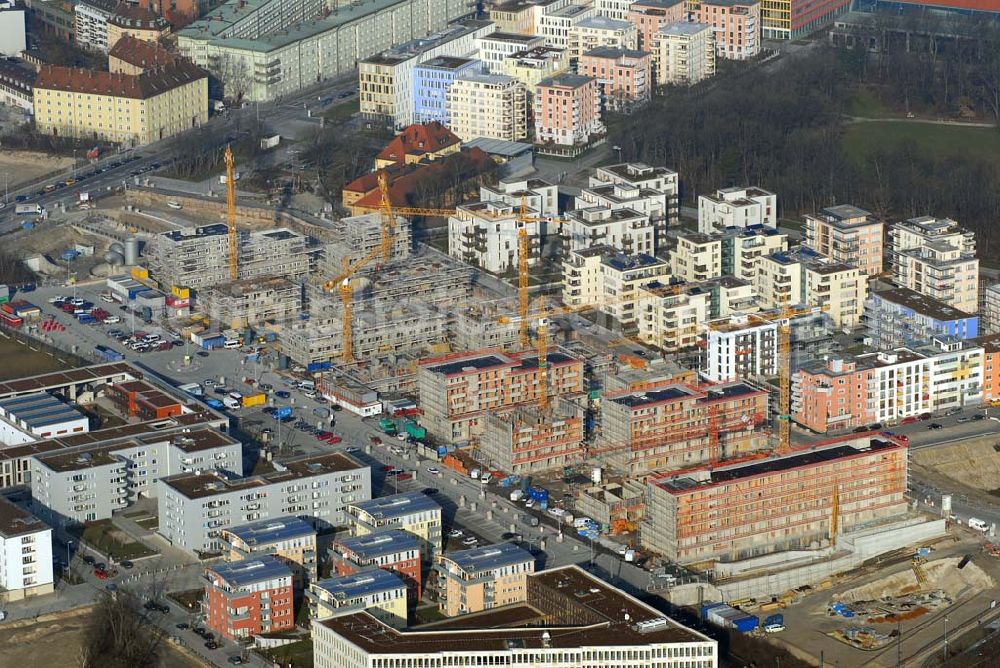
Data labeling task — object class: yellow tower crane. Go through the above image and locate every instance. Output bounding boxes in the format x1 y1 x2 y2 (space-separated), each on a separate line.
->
224 145 238 281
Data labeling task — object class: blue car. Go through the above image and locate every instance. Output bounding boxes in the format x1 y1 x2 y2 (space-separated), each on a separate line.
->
276 390 291 399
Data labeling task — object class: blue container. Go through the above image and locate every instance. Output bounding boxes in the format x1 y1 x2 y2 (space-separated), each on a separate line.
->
21 222 33 230
307 361 333 373
273 407 293 420
529 487 549 502
731 615 759 633
437 445 449 457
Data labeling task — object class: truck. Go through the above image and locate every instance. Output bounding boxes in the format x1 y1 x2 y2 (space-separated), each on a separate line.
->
15 203 41 216
510 489 524 502
378 417 397 435
403 421 426 440
242 392 266 408
94 345 125 362
702 603 759 633
178 382 203 397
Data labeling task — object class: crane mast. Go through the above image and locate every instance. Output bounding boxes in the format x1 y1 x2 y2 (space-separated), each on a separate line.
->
224 145 238 281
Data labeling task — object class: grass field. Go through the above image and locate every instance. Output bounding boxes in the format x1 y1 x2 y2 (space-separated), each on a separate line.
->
74 520 156 561
843 121 1000 165
0 333 77 381
321 99 359 123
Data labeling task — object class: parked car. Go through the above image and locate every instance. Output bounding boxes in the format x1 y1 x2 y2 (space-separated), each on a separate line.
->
928 423 944 430
276 390 291 399
448 529 463 538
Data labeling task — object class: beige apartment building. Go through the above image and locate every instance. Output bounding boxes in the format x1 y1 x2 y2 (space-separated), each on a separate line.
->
637 283 711 351
671 232 722 283
696 0 761 60
501 46 570 89
435 542 535 617
33 62 207 145
890 216 979 313
652 21 715 86
755 247 867 327
567 16 638 60
804 204 884 277
106 5 170 51
446 72 529 142
562 246 671 330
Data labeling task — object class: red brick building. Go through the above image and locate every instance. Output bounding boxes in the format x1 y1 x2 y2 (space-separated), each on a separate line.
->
107 380 184 419
204 556 294 641
329 529 423 600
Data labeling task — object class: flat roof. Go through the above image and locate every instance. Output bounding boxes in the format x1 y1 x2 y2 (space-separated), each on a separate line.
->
0 392 84 429
658 20 712 36
162 452 363 499
348 491 440 520
209 555 292 588
602 252 666 272
334 529 421 560
318 565 709 653
609 384 699 407
223 516 315 547
313 568 405 600
0 362 135 399
538 73 594 89
873 286 975 321
441 542 533 575
423 352 513 376
480 31 543 44
463 137 533 157
0 497 47 539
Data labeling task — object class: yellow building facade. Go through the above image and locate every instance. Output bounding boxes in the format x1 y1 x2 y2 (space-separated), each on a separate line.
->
33 63 208 146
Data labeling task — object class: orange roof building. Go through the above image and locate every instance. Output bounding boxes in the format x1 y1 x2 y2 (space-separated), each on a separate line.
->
109 35 182 74
374 122 462 169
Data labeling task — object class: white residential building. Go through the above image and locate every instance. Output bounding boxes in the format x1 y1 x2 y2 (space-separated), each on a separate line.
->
475 31 545 72
446 72 528 141
0 0 26 56
670 232 723 283
754 247 867 328
703 316 778 381
449 200 541 274
561 246 671 324
481 177 560 217
567 16 638 60
537 3 596 48
651 21 715 86
0 497 53 602
595 0 635 20
73 0 115 53
589 162 679 247
637 284 711 351
697 186 777 234
565 206 655 255
889 216 979 314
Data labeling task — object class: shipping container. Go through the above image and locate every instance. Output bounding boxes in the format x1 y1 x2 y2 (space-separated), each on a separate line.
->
15 203 41 215
94 345 125 362
0 311 23 329
242 392 266 408
131 266 150 280
403 421 426 440
703 603 759 633
307 361 332 373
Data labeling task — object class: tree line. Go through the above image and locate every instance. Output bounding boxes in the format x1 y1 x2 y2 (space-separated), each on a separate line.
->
609 43 1000 257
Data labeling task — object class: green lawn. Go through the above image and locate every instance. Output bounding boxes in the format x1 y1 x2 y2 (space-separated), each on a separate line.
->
843 121 1000 165
848 87 896 119
322 99 359 123
260 639 313 668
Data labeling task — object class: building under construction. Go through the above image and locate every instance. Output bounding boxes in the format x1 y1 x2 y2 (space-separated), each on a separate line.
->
479 397 585 474
201 277 302 329
320 213 412 276
641 434 909 565
278 302 450 368
597 381 769 476
417 349 585 442
146 225 315 289
451 301 521 352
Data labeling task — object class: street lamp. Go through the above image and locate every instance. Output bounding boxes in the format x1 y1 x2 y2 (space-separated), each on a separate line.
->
65 540 73 573
943 615 949 662
612 145 623 162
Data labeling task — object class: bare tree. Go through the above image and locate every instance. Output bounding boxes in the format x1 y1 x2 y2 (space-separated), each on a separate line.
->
211 53 254 106
79 587 164 668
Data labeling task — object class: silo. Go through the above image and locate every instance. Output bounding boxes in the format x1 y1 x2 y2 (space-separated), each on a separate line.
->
124 237 140 265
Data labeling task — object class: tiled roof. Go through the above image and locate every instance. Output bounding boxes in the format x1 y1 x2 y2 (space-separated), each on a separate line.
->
349 148 493 210
376 122 461 166
109 35 180 70
34 60 206 99
109 3 170 29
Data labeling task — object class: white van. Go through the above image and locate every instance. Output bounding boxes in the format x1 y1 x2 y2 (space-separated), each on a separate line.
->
223 339 241 349
480 472 492 485
968 518 989 532
298 380 316 391
167 201 182 210
222 396 241 410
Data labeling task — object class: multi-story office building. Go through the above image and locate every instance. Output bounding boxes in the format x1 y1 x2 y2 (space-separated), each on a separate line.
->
628 0 686 53
412 56 482 125
703 316 778 382
698 186 776 234
446 72 529 141
696 0 761 60
804 204 884 277
537 3 596 48
219 516 318 587
865 287 979 350
793 337 985 432
642 434 908 564
567 15 638 60
576 46 651 111
755 246 867 328
330 529 423 598
345 491 443 558
534 73 604 147
651 21 715 86
599 381 769 475
157 453 371 553
204 557 295 640
146 225 314 290
476 30 545 71
308 568 408 627
33 60 207 146
0 497 53 601
565 206 654 255
889 216 979 313
359 21 494 129
417 349 585 441
435 542 535 616
312 565 718 668
761 0 849 40
448 200 541 274
501 45 570 89
636 283 711 351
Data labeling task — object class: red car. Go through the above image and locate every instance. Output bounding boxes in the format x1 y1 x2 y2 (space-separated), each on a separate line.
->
328 436 342 444
315 431 332 441
395 473 413 482
901 416 918 425
94 568 109 579
381 465 394 472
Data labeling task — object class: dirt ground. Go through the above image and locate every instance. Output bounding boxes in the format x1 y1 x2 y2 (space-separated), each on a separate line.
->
0 334 76 380
0 151 72 188
0 607 204 667
912 437 1000 491
837 557 993 602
